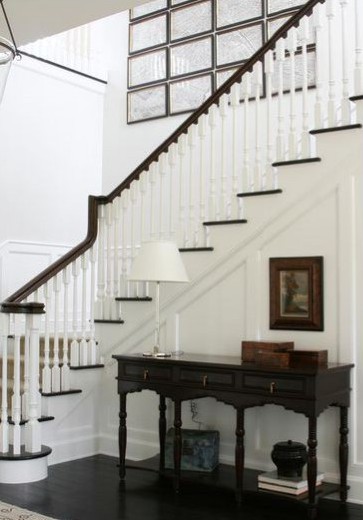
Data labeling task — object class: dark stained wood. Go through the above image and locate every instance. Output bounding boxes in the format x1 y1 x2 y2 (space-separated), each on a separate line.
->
0 455 361 520
203 219 248 226
237 189 283 198
94 319 125 324
115 297 152 301
339 406 349 502
179 247 214 252
159 396 167 472
119 393 127 480
310 124 362 135
113 354 353 519
41 389 82 397
0 302 45 314
272 158 321 167
2 0 326 309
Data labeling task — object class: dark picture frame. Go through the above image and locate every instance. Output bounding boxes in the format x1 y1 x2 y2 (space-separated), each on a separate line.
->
129 13 168 55
127 83 168 124
269 256 324 331
170 0 213 43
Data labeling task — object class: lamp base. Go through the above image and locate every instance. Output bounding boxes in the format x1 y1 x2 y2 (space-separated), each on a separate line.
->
142 351 172 358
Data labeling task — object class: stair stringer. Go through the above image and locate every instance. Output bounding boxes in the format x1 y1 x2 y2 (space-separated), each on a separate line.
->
95 124 363 507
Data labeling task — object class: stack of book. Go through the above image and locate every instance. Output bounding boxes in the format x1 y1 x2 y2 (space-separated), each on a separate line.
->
258 470 324 496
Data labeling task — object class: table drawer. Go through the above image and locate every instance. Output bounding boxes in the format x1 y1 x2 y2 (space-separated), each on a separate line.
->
179 368 235 389
122 362 172 382
242 374 306 396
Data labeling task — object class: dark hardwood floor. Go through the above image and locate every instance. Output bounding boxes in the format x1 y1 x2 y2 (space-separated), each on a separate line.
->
0 455 361 520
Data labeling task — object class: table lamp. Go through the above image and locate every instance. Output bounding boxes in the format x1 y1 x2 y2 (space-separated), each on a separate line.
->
128 240 189 357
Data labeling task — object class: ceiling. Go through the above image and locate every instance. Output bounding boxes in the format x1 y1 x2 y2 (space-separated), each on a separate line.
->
1 0 150 46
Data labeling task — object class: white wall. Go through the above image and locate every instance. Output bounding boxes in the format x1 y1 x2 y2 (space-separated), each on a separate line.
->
0 56 104 247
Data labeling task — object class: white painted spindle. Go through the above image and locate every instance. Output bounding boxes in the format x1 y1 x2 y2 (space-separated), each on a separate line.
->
208 105 217 221
276 39 286 161
11 315 21 454
264 50 274 189
197 115 207 244
96 205 106 316
300 17 311 157
287 27 298 160
0 313 9 452
168 144 177 241
89 245 98 364
327 0 337 126
149 163 157 240
354 0 363 95
105 204 113 319
70 259 80 367
25 313 41 453
21 319 30 419
158 155 167 240
241 72 251 198
253 62 262 190
113 197 121 306
219 94 229 220
188 125 196 245
120 190 129 296
42 281 51 393
340 0 351 125
61 266 71 390
130 182 138 297
51 274 61 392
80 252 89 366
314 4 324 128
178 135 187 246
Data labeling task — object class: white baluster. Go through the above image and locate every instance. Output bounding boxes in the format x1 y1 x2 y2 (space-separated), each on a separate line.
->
265 50 275 189
70 259 80 367
208 105 218 221
21 317 30 419
105 204 113 319
276 39 286 161
354 0 363 95
0 313 10 452
42 281 52 393
187 125 196 245
89 245 98 364
241 72 251 198
327 0 337 126
80 252 89 366
11 315 21 454
25 313 41 453
219 94 229 220
178 135 187 246
113 197 121 309
120 190 129 296
51 274 61 392
139 172 147 243
129 182 138 296
96 205 106 317
168 145 177 241
198 115 207 244
61 266 71 391
300 17 311 157
287 28 298 159
158 155 167 240
340 0 351 125
149 163 157 240
253 62 263 190
314 4 324 128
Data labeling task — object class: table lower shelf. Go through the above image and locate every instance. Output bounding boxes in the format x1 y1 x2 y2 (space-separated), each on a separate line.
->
125 455 340 505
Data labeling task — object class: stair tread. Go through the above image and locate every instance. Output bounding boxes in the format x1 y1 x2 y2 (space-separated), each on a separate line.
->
115 297 152 302
5 415 55 426
94 319 125 324
179 247 214 252
272 158 321 167
41 389 82 397
70 364 104 370
310 124 362 134
203 219 247 226
0 444 52 461
237 189 283 198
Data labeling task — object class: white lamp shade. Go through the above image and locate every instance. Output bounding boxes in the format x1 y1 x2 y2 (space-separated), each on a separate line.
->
128 241 189 283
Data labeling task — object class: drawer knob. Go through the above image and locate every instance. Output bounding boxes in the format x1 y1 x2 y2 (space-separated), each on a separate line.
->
270 381 276 394
202 375 208 388
143 369 149 381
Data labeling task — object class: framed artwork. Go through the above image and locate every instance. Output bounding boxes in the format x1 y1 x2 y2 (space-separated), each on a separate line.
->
267 0 305 17
271 49 316 95
216 22 264 68
130 0 168 21
267 14 315 46
129 13 168 54
170 0 213 42
169 73 213 114
128 84 168 123
128 48 168 88
216 0 263 30
170 35 213 78
269 257 324 331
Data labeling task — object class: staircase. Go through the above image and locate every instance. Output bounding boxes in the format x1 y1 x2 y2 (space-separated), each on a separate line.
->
0 0 362 494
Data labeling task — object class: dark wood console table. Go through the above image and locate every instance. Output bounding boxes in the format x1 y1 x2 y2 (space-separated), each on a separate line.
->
113 353 353 519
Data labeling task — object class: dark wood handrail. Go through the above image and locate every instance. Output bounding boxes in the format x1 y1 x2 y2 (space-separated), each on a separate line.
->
3 0 324 306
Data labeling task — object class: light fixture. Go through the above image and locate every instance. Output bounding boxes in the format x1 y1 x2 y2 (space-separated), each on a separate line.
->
0 0 18 105
129 241 189 357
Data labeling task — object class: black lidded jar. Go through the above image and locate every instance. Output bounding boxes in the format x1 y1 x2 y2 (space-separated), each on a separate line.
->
271 440 307 478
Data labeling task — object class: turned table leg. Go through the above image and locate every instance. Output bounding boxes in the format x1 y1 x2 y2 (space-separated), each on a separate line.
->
119 392 127 480
339 406 349 502
159 396 167 472
173 399 182 493
235 407 245 505
307 416 318 520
